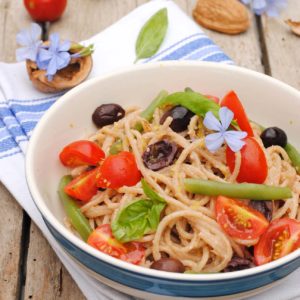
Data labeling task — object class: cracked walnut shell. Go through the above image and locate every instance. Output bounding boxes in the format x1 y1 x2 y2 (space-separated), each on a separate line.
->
193 0 250 35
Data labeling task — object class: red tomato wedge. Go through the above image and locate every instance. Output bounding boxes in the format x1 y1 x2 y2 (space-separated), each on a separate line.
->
88 225 145 264
204 94 220 104
254 218 300 266
97 151 142 189
120 242 146 265
64 167 99 202
216 196 269 240
59 140 105 168
221 90 254 137
226 137 268 184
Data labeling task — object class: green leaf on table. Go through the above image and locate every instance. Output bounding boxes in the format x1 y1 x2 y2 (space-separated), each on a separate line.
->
135 8 168 62
111 180 166 242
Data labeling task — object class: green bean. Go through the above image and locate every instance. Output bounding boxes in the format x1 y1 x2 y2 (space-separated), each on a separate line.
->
135 90 168 131
184 179 292 200
285 143 300 173
58 176 92 241
254 122 300 174
109 139 123 155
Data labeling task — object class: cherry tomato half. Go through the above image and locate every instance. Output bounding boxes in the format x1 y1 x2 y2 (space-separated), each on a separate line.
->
59 140 105 168
216 196 269 240
64 167 99 202
87 225 145 264
24 0 67 22
226 137 268 184
254 218 300 265
97 151 142 189
221 90 254 137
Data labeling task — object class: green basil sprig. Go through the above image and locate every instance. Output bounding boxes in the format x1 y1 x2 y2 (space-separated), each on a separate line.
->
111 179 166 243
135 8 168 63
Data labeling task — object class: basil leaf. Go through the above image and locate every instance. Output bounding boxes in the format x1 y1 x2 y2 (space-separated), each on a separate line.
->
112 181 166 242
141 178 165 203
135 8 168 62
160 91 220 118
111 199 165 243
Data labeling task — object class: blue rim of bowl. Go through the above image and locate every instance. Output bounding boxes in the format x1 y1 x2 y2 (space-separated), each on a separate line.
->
25 61 300 282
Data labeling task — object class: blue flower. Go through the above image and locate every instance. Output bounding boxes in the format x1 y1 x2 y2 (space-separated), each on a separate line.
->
36 33 71 81
16 23 42 62
203 107 247 153
241 0 287 17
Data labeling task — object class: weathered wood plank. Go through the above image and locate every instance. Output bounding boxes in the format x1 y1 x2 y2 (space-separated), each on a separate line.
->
262 0 300 89
0 182 23 300
0 0 31 62
186 0 263 71
24 224 85 300
0 1 29 299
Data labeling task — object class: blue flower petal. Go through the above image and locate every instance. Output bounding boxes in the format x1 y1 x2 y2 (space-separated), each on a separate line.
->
46 57 59 76
205 132 225 153
56 52 71 69
37 48 53 62
49 33 60 51
203 111 223 132
219 107 234 131
224 131 247 152
59 40 71 52
30 23 42 41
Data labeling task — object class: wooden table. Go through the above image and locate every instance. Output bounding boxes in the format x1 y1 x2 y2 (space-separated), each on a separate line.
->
0 0 299 299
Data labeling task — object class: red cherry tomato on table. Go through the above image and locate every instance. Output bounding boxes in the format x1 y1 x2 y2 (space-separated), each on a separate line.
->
254 218 300 266
216 196 269 240
221 90 254 137
226 137 268 184
97 151 142 189
24 0 67 22
64 167 100 202
59 140 105 168
87 224 145 264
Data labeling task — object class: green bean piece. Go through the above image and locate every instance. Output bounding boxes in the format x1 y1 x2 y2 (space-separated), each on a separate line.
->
135 90 168 131
184 179 292 200
109 139 123 155
253 122 300 174
58 176 92 241
159 90 219 118
285 143 300 174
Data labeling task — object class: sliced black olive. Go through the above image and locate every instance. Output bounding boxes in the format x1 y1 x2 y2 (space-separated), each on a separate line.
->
150 258 185 273
160 105 194 132
249 200 273 221
92 103 125 128
260 127 287 148
223 256 255 272
142 140 181 171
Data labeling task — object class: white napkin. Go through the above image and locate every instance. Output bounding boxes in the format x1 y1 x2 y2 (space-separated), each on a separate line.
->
0 1 298 299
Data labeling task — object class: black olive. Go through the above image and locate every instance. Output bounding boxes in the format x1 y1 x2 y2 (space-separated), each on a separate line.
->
223 256 255 272
260 127 287 148
142 140 181 171
160 105 194 132
92 104 125 128
150 258 185 273
249 200 273 221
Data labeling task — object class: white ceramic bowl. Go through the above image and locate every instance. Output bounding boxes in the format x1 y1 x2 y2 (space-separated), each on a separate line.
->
26 61 300 299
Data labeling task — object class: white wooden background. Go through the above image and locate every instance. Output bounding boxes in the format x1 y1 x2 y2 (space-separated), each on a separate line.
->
0 0 299 299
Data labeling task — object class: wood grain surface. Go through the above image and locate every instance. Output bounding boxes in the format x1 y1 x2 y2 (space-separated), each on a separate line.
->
0 0 299 299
